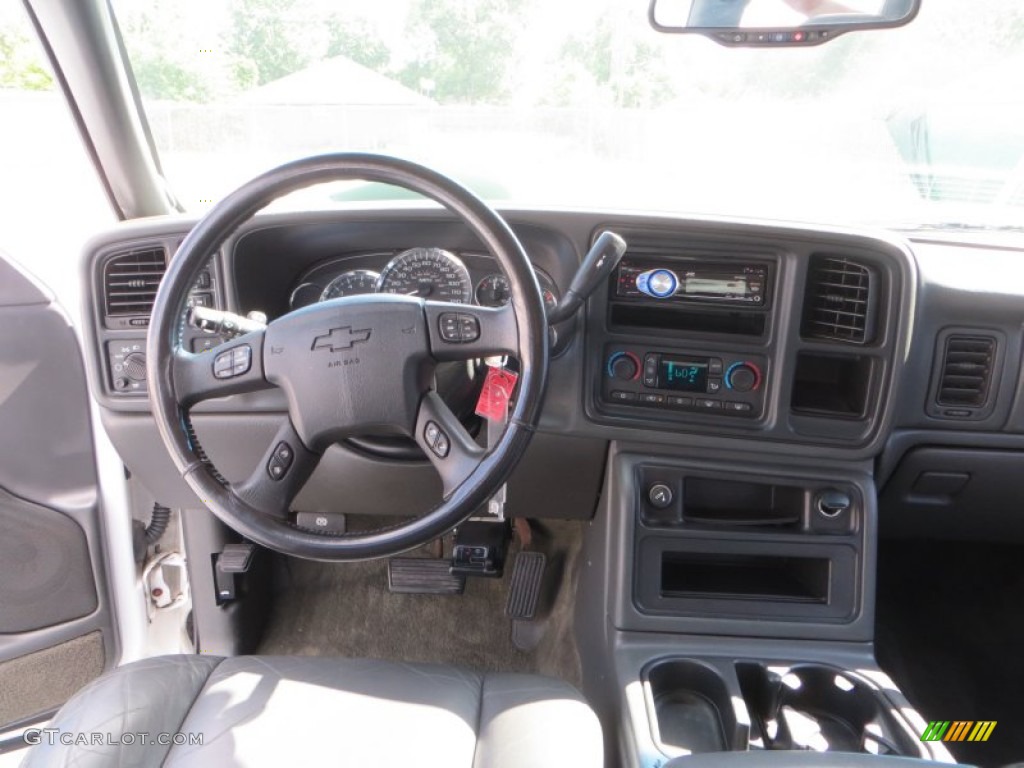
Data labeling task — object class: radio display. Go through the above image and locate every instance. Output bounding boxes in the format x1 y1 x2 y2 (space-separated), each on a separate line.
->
659 358 709 392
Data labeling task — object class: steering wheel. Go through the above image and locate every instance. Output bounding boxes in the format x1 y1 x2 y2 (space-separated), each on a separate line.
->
147 154 549 561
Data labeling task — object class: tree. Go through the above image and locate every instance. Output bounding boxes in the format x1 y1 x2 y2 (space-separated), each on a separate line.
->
326 14 390 71
117 3 214 102
397 0 526 104
0 26 54 91
226 0 314 88
549 12 675 109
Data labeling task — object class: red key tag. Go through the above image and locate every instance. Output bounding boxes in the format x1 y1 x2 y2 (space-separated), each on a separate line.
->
475 364 519 423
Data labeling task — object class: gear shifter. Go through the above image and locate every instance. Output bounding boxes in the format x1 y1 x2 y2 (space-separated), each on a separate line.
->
547 230 627 324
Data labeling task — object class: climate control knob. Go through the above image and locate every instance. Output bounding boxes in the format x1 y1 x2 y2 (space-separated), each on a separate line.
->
725 362 761 393
606 351 640 381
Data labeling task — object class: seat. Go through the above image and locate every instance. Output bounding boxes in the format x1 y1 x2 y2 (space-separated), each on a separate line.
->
22 655 603 767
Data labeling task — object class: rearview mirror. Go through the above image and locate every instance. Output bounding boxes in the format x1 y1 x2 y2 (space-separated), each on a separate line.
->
649 0 920 46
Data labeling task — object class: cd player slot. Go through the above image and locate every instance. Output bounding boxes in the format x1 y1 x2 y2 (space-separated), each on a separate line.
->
609 304 767 338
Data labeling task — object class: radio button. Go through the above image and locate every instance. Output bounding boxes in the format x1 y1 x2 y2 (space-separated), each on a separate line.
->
640 393 665 405
609 390 637 402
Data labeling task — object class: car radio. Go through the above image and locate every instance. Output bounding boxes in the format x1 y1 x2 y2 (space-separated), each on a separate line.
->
615 258 770 306
600 345 766 417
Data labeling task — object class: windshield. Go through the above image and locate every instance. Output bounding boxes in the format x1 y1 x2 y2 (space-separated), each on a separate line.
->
113 0 1024 231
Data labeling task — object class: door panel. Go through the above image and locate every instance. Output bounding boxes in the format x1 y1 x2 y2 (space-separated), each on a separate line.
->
0 254 116 731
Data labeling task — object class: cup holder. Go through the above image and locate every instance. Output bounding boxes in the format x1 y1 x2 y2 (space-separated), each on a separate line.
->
736 662 918 755
644 659 747 756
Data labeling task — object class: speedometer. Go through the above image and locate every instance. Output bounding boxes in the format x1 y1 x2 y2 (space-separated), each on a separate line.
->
320 269 380 301
378 247 472 304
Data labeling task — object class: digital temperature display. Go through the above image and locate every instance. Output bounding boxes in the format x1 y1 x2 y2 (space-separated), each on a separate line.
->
658 358 709 392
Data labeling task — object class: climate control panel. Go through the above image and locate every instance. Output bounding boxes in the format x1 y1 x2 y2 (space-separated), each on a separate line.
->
601 345 766 417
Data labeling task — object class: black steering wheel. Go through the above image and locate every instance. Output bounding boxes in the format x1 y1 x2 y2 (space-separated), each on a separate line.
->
147 154 549 561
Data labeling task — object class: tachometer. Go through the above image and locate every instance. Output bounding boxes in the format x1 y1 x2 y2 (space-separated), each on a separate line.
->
320 269 380 301
378 247 472 303
474 271 560 313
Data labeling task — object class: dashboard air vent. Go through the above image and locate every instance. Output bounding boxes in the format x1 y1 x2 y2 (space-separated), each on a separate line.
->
802 256 876 344
103 247 167 316
936 335 995 408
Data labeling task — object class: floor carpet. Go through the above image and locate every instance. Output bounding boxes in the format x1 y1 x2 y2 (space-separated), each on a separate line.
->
876 539 1024 767
258 518 584 689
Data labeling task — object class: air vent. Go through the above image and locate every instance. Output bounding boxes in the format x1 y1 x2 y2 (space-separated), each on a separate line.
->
802 256 876 344
103 247 167 316
937 335 995 408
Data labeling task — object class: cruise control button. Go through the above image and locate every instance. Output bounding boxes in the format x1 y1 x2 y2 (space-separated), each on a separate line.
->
424 421 440 445
434 432 450 458
458 314 480 342
267 459 286 481
438 313 462 342
213 349 234 378
272 441 294 469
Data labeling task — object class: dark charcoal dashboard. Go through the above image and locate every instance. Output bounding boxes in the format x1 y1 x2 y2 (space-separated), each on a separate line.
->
80 207 1024 540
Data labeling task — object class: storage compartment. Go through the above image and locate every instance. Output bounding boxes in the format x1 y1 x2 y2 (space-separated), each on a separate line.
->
736 662 919 755
644 659 748 755
609 303 767 337
661 553 830 603
683 478 804 528
635 537 858 621
790 352 873 418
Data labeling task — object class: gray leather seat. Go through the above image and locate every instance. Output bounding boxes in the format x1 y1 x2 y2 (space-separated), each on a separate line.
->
23 655 603 767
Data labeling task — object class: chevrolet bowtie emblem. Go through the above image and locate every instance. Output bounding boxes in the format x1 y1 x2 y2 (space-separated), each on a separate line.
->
311 326 372 352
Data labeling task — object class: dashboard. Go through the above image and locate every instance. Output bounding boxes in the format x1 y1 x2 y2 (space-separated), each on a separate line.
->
285 247 559 314
78 208 1024 536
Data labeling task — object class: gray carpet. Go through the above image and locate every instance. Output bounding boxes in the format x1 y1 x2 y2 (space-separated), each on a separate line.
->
258 519 584 689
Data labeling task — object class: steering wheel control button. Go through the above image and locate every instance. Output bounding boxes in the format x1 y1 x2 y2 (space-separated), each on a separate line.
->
636 268 678 299
266 441 295 481
424 421 451 458
458 315 480 342
438 313 481 343
439 313 462 342
648 483 674 509
213 344 252 379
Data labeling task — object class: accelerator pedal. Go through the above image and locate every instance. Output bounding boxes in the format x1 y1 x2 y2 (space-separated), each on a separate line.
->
388 558 465 595
505 551 546 620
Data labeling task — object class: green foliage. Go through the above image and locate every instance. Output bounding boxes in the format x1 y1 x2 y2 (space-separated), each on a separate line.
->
0 26 54 91
118 2 212 102
552 13 675 108
326 15 390 71
226 0 312 87
397 0 526 104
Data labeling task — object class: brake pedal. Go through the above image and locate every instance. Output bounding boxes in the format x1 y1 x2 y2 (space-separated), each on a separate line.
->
505 551 546 620
388 558 465 595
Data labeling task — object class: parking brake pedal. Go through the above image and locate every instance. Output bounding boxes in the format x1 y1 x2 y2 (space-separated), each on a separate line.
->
388 558 466 595
505 551 546 620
